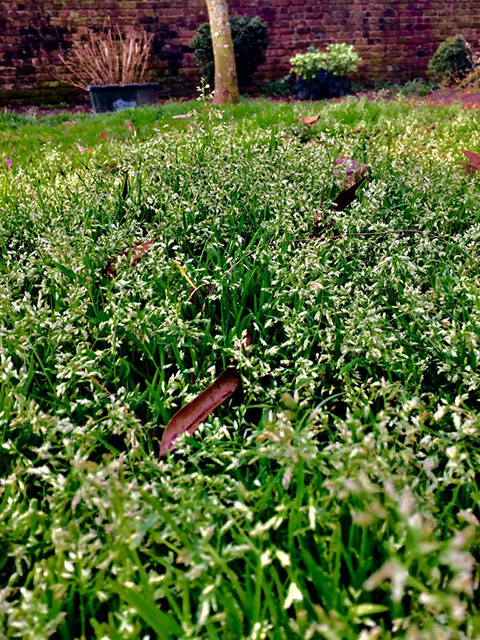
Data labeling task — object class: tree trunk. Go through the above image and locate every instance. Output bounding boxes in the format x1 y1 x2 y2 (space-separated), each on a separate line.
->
205 0 239 104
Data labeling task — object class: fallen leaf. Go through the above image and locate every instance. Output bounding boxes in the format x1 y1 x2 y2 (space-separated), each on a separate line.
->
331 175 367 212
240 330 253 355
334 157 360 174
125 119 136 133
104 237 157 278
174 260 196 288
333 157 369 186
121 172 129 200
103 163 118 172
129 239 156 265
312 209 336 236
300 114 321 126
461 149 480 173
188 282 213 308
160 368 241 456
348 126 364 134
461 161 478 175
312 175 367 237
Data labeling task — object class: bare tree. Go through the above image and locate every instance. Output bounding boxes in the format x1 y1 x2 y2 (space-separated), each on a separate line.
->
205 0 239 104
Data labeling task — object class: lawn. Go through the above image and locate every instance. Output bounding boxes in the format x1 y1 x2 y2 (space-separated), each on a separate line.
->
0 97 479 639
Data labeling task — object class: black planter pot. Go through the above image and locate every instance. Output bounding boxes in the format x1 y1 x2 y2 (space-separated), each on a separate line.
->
294 71 352 101
87 83 160 113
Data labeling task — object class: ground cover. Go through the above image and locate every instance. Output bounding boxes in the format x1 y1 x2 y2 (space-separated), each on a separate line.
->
0 98 479 639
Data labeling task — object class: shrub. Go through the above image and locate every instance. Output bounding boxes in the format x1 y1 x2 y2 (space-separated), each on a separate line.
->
290 44 361 80
192 16 269 87
290 44 361 100
427 35 474 83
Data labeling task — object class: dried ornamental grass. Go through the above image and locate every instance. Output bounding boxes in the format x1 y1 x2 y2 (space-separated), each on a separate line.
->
57 24 154 89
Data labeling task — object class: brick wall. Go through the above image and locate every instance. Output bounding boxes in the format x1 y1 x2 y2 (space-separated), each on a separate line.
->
1 0 480 104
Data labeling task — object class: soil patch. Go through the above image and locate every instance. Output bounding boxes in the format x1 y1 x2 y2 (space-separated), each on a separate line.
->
421 87 480 108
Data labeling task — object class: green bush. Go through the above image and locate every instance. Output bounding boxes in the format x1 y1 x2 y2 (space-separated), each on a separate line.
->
192 15 269 87
428 35 474 83
290 44 361 80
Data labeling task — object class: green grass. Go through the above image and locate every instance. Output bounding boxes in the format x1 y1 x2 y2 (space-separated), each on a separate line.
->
0 97 479 639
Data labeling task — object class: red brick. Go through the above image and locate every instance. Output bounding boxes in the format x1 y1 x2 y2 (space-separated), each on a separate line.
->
2 0 480 103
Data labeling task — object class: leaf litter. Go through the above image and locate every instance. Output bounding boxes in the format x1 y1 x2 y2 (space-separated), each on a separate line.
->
159 368 242 456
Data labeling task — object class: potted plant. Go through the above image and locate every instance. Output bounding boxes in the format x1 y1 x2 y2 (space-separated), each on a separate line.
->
57 24 159 113
290 44 361 100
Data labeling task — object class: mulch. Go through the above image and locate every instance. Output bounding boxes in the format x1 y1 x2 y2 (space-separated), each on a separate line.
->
356 87 480 109
416 87 480 108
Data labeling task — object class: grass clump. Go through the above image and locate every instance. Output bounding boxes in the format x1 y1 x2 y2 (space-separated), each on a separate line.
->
0 98 479 639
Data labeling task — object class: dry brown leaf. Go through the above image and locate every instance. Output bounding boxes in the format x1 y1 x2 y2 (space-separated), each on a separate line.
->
331 175 367 212
125 119 136 133
188 283 213 308
104 237 158 278
461 149 480 173
461 161 479 175
312 176 367 237
121 172 129 200
333 157 369 187
240 330 253 355
300 114 321 126
160 368 241 456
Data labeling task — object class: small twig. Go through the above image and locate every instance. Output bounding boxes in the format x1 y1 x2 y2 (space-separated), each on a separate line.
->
226 248 258 274
71 362 143 424
332 229 446 240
